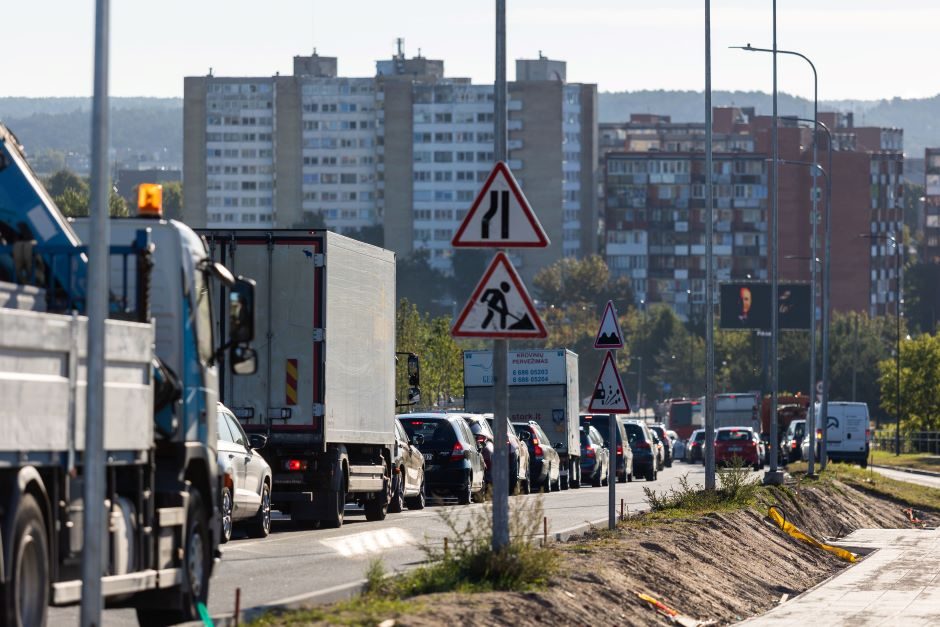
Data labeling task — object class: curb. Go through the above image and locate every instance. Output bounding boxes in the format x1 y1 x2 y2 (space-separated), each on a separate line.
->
196 516 616 626
871 464 940 479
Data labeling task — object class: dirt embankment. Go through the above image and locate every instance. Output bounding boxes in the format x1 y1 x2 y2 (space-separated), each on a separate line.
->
396 482 928 627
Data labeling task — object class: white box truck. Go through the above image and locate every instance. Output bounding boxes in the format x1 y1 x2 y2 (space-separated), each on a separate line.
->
199 230 399 527
462 349 581 489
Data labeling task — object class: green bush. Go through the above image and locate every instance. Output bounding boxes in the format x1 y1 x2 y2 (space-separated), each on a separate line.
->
644 461 760 514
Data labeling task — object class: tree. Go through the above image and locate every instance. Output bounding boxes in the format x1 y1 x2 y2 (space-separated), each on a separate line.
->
904 262 940 335
533 255 633 312
397 249 449 316
162 181 184 220
45 169 86 197
879 333 940 433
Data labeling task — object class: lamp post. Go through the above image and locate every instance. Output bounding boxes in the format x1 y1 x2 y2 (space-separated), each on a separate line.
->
786 254 821 477
861 232 903 456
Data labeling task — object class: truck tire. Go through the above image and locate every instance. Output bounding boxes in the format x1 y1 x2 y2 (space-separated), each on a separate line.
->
136 489 211 627
2 493 49 627
570 461 581 489
364 475 390 522
322 474 347 529
388 471 405 514
560 473 569 491
246 481 271 538
220 487 233 544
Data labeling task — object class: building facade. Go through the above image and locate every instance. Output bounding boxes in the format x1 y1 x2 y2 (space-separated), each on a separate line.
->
602 108 903 318
183 48 598 277
923 148 940 264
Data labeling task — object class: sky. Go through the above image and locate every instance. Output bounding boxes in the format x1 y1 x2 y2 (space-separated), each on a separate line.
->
5 1 939 101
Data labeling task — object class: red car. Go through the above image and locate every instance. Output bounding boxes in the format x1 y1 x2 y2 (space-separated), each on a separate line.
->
714 427 761 471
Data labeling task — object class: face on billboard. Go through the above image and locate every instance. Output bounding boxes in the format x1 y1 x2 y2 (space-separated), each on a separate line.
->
719 283 810 330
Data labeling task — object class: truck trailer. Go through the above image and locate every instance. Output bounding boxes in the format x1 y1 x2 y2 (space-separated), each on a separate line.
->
462 349 581 489
199 230 398 528
0 124 257 626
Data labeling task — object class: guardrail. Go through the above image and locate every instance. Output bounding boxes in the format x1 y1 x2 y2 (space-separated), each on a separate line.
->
872 432 940 455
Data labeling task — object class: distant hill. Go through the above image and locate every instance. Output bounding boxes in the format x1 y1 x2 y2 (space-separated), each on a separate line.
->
0 98 182 169
2 92 940 172
598 90 940 158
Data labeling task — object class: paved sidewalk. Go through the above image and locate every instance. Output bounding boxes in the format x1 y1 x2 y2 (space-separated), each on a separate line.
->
740 527 940 626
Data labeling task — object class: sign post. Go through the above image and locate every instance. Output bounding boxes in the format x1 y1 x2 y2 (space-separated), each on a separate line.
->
451 0 549 554
589 302 629 531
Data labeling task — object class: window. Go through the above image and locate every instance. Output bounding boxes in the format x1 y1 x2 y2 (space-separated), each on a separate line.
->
224 414 248 448
217 412 236 442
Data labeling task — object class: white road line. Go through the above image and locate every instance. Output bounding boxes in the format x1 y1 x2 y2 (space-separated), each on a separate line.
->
321 527 416 557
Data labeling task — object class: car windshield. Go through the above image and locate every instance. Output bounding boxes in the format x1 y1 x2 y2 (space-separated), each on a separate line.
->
400 418 456 445
717 430 751 442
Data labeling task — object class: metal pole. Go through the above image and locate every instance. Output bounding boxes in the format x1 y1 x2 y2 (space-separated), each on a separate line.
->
491 0 510 553
704 0 716 491
896 236 901 456
807 64 819 477
765 0 782 484
851 312 858 401
608 412 616 530
637 357 643 413
82 0 110 624
820 127 833 470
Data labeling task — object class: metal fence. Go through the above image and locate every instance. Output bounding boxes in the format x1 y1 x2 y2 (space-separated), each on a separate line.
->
872 432 940 455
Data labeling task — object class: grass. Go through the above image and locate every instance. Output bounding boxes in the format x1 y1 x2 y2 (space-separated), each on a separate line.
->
638 460 762 522
251 497 555 626
870 450 940 472
790 460 940 512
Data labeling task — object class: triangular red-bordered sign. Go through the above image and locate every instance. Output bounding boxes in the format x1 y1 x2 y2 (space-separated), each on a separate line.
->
593 300 624 350
451 252 547 338
451 161 550 248
588 351 631 413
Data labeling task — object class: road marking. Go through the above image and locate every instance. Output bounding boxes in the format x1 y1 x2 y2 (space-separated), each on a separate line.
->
321 527 415 557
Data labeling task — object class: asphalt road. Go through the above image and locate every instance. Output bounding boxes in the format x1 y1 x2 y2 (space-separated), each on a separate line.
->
872 465 940 489
51 460 718 625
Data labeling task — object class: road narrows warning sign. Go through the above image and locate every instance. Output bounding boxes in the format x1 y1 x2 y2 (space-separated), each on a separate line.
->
451 161 550 248
451 252 547 339
594 301 624 350
588 351 631 413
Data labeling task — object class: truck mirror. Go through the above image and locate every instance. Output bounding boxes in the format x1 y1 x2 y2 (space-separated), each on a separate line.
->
229 277 256 344
407 353 420 387
230 345 258 375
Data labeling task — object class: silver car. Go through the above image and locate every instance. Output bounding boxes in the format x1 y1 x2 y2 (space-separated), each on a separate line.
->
217 403 273 542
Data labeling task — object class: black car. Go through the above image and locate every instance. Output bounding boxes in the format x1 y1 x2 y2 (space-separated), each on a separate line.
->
649 424 674 468
513 421 561 492
580 414 633 482
579 425 610 487
398 413 486 504
622 419 658 481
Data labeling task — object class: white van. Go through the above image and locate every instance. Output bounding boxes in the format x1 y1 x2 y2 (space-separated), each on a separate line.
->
815 402 871 467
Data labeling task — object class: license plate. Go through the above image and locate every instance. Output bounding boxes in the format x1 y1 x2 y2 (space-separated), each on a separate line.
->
426 465 438 472
729 446 742 452
423 453 434 461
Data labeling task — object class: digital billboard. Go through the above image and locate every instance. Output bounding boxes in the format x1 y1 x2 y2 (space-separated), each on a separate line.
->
720 283 811 330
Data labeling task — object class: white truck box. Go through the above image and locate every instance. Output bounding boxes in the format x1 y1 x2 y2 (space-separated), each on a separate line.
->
198 230 395 449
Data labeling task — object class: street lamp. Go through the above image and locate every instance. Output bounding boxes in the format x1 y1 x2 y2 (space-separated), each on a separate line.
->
860 232 903 456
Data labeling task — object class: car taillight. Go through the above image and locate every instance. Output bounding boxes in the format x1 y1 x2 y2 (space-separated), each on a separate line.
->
285 459 307 472
616 444 623 456
533 438 543 457
791 441 798 449
585 445 595 458
475 433 487 445
451 441 466 460
865 429 871 441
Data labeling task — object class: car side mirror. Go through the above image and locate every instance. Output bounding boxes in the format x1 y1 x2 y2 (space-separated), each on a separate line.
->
413 433 425 446
229 277 256 344
248 433 267 450
518 430 531 441
553 442 564 449
230 345 258 375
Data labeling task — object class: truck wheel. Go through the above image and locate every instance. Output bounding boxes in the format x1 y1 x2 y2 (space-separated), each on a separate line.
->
2 493 49 627
388 471 405 514
570 462 581 489
405 481 426 510
247 481 271 538
560 473 569 491
137 489 211 626
220 487 233 544
321 468 347 529
365 475 390 522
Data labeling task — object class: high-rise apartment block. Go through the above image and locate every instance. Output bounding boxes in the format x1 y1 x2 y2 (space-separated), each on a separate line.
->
183 46 598 276
923 148 940 264
602 108 903 318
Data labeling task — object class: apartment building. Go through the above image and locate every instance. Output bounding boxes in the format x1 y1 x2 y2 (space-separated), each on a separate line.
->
183 47 598 277
924 148 940 264
602 108 902 318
